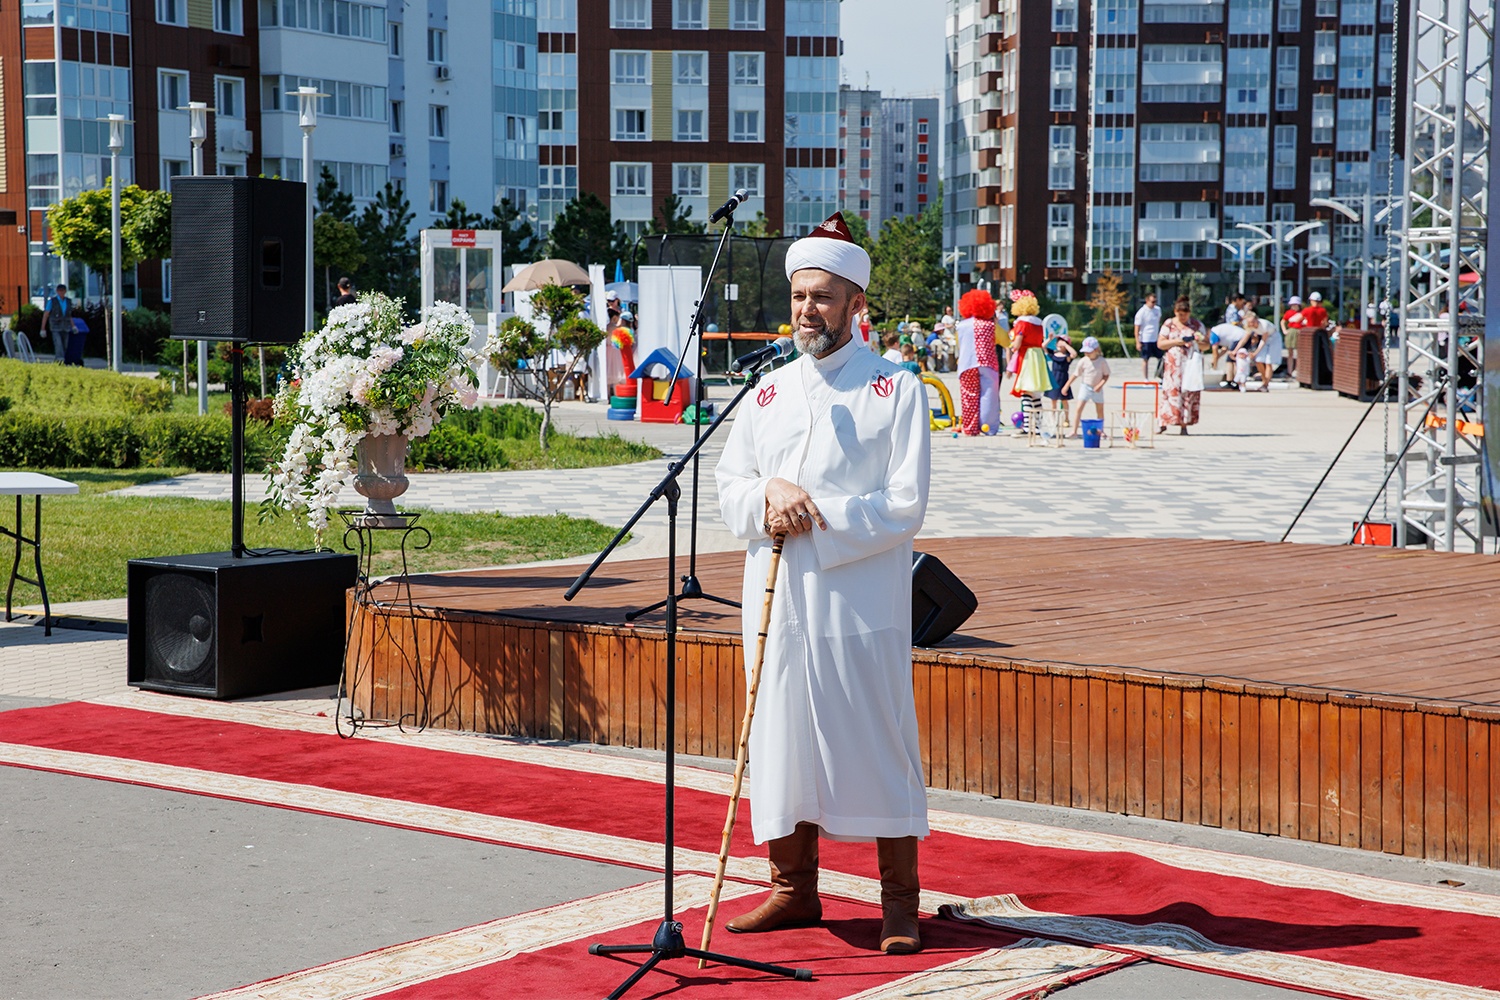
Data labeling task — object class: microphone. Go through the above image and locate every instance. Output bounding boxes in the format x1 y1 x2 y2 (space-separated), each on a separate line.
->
710 188 751 224
729 336 794 374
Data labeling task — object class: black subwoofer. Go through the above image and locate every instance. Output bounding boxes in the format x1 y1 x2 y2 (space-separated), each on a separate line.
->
127 551 357 699
170 175 307 343
911 551 978 647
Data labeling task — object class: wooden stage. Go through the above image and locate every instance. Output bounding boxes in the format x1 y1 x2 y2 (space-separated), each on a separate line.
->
348 536 1500 868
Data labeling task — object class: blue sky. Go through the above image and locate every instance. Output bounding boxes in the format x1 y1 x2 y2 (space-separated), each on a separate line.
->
840 0 947 98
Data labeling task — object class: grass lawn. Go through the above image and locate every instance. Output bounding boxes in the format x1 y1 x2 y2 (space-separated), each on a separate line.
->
25 468 621 604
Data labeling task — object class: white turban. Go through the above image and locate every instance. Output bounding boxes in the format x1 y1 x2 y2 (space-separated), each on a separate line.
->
785 212 871 291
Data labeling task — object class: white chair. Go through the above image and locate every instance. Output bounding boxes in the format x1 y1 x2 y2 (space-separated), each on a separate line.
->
14 332 36 363
1 329 16 359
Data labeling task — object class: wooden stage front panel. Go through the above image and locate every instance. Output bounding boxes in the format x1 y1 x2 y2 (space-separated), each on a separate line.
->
347 537 1500 868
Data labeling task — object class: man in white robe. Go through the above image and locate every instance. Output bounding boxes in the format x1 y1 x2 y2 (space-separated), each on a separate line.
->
714 212 931 954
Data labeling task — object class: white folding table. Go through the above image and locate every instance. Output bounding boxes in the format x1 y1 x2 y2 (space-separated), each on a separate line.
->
0 472 79 635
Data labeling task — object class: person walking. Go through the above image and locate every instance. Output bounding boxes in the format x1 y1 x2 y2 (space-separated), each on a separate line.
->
43 283 72 363
1133 291 1162 380
715 211 931 956
1157 296 1205 434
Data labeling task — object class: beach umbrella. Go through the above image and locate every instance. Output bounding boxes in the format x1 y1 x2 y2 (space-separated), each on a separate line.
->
502 258 591 292
605 280 639 303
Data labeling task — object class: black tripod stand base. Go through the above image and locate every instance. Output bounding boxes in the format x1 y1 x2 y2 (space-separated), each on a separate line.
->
588 920 812 998
626 575 742 621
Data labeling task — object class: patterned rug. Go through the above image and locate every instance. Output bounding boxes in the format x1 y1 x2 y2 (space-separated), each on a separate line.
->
2 694 1498 1000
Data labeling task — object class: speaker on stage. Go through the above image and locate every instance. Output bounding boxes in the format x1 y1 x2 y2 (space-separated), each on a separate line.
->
911 552 978 647
127 551 357 700
170 175 307 344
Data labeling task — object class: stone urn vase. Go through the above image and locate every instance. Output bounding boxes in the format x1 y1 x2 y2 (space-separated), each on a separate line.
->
353 432 409 525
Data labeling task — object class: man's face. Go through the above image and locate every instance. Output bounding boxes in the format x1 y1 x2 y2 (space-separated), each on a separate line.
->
790 269 863 358
1146 294 1156 307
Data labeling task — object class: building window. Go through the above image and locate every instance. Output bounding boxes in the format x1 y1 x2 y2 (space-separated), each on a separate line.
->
157 0 186 26
732 109 761 142
1143 0 1226 22
615 108 648 140
429 104 448 139
1310 155 1332 194
613 51 649 84
1311 92 1334 144
1338 35 1375 89
158 70 188 111
611 0 650 29
1050 47 1076 112
1137 123 1221 182
1275 47 1298 110
731 52 762 86
1273 125 1296 189
390 100 403 134
1336 98 1372 152
1315 0 1335 13
1049 125 1075 189
389 22 401 56
1278 0 1301 28
428 28 447 64
731 0 764 30
214 0 242 33
1048 204 1074 268
732 163 761 195
1046 282 1071 301
1313 31 1336 81
1052 0 1078 31
160 158 188 191
674 0 705 29
675 52 705 86
216 76 244 119
429 179 448 213
614 162 649 196
674 164 704 196
1141 45 1222 103
676 109 705 141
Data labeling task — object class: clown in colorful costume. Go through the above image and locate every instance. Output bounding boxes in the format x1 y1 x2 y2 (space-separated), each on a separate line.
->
714 210 930 956
1005 289 1052 432
956 289 1000 436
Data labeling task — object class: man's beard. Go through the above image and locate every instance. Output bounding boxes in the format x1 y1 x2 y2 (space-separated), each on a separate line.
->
792 311 847 357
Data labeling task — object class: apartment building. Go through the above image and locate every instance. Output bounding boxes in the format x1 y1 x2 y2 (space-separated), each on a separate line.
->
838 88 937 234
946 0 1400 304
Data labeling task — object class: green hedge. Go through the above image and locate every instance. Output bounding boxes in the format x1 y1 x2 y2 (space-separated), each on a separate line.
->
0 358 173 415
409 422 508 471
0 412 280 472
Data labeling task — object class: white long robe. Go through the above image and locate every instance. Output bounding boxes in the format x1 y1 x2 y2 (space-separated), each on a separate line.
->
715 335 932 844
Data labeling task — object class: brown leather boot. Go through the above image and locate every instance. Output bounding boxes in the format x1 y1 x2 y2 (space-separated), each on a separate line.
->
726 822 822 933
877 836 922 954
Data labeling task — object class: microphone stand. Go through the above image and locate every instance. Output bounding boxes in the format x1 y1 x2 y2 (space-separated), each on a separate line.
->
566 360 812 1000
629 210 742 621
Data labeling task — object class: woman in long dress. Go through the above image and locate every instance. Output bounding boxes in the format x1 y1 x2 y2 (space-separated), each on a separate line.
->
1157 296 1205 434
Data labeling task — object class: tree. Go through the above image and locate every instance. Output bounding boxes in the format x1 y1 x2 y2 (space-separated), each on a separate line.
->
1176 270 1212 317
316 166 355 222
313 213 365 310
483 282 605 450
866 209 946 321
843 212 873 252
546 192 617 266
738 210 780 238
48 183 172 275
355 181 418 311
1087 270 1129 336
482 197 537 266
649 193 704 235
437 198 485 230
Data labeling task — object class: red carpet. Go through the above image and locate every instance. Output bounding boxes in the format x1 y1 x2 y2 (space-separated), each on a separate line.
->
2 701 1497 996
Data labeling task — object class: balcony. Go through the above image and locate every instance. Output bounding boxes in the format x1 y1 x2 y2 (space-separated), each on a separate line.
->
1137 220 1217 242
978 206 1002 225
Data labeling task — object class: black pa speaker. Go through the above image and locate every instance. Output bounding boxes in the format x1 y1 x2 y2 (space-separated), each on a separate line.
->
127 551 356 699
911 552 978 647
170 175 307 343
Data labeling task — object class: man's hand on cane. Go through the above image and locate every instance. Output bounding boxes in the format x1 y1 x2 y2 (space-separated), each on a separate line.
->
764 478 826 536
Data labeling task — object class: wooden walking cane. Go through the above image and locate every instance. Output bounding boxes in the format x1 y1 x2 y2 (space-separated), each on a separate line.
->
698 531 787 967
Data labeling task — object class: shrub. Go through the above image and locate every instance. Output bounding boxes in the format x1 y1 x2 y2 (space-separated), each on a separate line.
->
409 422 507 471
0 357 173 415
0 411 280 471
123 307 172 364
11 303 43 338
440 402 543 440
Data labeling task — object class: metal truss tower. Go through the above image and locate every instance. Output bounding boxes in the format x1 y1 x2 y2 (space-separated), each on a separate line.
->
1395 0 1494 551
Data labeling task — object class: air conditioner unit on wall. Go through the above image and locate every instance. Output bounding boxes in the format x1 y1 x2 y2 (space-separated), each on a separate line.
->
390 142 405 158
435 65 451 81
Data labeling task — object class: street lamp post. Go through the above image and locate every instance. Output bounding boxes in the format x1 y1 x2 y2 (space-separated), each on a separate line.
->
1309 194 1395 330
104 114 128 373
295 87 327 334
181 101 215 415
1208 236 1275 295
1234 219 1323 345
944 247 967 316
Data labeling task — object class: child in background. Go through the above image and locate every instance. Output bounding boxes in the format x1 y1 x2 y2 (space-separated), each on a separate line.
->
898 342 922 376
1064 336 1111 434
1043 327 1077 433
882 331 903 364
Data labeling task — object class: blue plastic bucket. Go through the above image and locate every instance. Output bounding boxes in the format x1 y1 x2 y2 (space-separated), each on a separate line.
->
1080 419 1104 448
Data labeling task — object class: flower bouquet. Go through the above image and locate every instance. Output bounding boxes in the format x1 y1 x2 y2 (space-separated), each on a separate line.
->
265 293 480 540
